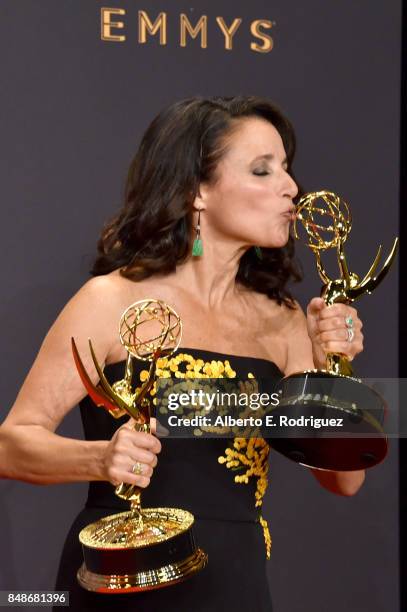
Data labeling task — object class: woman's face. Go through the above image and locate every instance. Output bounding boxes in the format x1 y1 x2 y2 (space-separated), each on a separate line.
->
199 117 298 249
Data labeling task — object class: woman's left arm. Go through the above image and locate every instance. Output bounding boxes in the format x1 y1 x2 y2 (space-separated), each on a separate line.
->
284 297 365 496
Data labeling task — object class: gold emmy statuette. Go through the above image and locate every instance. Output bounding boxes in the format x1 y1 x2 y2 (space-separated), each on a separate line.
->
270 191 398 471
71 299 207 593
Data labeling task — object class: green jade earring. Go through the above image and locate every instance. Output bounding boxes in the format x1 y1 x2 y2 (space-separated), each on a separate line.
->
192 209 203 256
254 246 263 260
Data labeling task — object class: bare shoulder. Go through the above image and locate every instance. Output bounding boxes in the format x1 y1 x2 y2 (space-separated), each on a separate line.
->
52 273 126 340
20 269 156 375
2 270 155 430
72 270 157 319
78 270 139 304
66 271 162 360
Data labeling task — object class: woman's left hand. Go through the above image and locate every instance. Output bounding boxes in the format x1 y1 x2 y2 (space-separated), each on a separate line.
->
306 297 364 368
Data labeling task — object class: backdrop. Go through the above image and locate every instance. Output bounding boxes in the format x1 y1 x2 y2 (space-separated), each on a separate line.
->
0 2 401 611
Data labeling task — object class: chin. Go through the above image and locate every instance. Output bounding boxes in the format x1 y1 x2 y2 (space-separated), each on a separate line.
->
260 223 291 248
266 233 290 249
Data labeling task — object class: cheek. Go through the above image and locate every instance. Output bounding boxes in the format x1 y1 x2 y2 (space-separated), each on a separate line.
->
204 175 286 244
217 183 266 229
219 177 273 214
238 177 271 200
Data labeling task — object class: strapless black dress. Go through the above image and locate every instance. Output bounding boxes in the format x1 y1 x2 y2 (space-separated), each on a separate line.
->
54 348 282 611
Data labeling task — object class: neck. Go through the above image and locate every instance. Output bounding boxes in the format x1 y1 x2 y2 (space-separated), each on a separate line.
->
174 238 248 308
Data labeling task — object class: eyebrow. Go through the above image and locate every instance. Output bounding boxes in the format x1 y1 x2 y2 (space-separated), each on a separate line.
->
252 154 288 167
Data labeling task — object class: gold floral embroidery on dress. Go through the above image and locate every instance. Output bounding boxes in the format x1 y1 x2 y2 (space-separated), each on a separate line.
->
139 352 271 559
218 437 271 559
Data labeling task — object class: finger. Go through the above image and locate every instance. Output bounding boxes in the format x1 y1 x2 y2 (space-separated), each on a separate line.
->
113 438 160 467
320 327 363 343
318 316 348 332
321 340 360 356
307 297 326 317
129 451 158 469
318 317 362 332
156 420 170 438
319 329 349 343
118 446 158 467
322 341 352 355
127 430 162 454
113 460 154 478
127 462 154 478
319 303 357 320
108 468 151 488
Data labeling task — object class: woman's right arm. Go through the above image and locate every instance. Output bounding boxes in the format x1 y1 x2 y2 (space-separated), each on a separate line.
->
0 276 161 487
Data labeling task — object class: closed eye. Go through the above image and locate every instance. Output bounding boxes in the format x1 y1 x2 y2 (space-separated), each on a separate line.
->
252 170 269 176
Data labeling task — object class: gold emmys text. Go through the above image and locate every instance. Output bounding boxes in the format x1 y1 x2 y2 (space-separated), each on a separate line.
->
101 8 274 53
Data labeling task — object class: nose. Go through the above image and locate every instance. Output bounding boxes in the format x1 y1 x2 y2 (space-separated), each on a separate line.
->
282 171 298 200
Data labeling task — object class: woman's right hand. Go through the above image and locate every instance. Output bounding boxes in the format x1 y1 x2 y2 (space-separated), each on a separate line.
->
102 419 161 488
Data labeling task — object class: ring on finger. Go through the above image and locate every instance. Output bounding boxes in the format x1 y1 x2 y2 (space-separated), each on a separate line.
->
131 461 143 476
345 315 354 329
347 327 355 343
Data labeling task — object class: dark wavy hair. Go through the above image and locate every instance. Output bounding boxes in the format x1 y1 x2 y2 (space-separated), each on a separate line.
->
91 96 302 306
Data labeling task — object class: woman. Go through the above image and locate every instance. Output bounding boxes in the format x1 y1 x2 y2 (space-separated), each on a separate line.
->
0 96 365 611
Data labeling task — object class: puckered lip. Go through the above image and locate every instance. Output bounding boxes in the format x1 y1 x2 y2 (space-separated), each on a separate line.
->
281 206 296 217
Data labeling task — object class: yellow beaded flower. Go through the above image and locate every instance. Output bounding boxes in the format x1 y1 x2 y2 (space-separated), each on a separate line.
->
218 437 271 558
138 351 271 559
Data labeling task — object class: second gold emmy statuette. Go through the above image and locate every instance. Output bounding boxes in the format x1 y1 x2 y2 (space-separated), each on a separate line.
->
71 299 207 593
270 191 398 471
